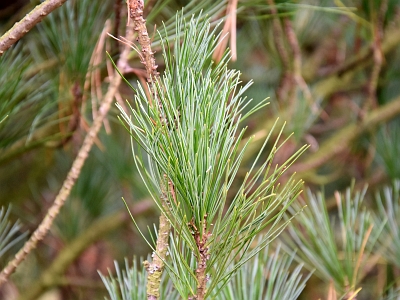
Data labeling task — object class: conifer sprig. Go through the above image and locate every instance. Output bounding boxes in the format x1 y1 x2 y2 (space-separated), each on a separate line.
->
284 185 385 297
118 12 305 298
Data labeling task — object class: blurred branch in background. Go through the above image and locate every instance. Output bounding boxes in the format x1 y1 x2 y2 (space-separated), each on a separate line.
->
0 4 134 285
0 0 68 55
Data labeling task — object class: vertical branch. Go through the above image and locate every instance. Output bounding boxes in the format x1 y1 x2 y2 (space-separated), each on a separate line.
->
0 23 134 286
365 0 387 112
142 192 170 300
113 0 122 52
129 0 159 84
267 0 290 70
128 1 170 299
266 0 292 103
212 0 238 62
190 216 210 300
283 16 320 115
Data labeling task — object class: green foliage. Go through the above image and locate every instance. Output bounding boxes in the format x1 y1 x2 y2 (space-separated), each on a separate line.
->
221 244 311 300
0 206 27 265
102 244 312 300
376 121 400 179
374 180 400 269
34 0 112 81
0 43 52 155
284 185 384 295
380 287 400 300
100 257 179 300
118 12 305 298
148 0 228 44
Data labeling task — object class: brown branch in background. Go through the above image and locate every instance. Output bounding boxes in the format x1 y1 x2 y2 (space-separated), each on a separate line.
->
331 4 396 81
60 82 82 147
267 0 292 103
364 0 387 114
113 0 122 52
283 17 300 80
213 0 238 62
0 0 68 56
283 16 323 117
267 0 289 70
327 280 338 300
0 23 134 286
128 1 169 299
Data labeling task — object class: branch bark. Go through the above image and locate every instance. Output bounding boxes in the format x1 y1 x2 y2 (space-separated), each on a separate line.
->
128 1 170 299
0 22 134 286
0 0 68 56
193 218 210 300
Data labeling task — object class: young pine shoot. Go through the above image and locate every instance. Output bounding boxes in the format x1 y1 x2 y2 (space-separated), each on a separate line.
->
117 13 306 299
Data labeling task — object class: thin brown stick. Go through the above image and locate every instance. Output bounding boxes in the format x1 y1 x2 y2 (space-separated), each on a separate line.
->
282 16 324 117
267 0 292 104
192 216 210 300
143 204 170 300
128 1 170 299
352 224 373 288
327 280 338 300
129 0 159 84
0 23 134 286
0 0 68 56
267 0 289 70
113 0 122 52
364 0 387 113
212 0 238 62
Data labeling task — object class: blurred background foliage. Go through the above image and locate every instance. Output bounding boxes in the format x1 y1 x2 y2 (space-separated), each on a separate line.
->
0 0 400 299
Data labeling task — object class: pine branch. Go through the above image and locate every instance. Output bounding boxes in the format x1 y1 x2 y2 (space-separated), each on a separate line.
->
129 0 159 84
0 0 68 56
127 1 169 299
0 22 134 286
192 218 211 300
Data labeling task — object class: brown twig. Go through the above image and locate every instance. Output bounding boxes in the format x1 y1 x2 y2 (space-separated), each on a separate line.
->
143 204 170 300
283 16 321 116
267 0 292 103
364 0 387 114
0 0 68 56
188 215 210 300
0 22 134 286
128 0 159 84
113 0 122 52
127 1 170 299
352 224 373 290
267 0 289 70
212 0 238 62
